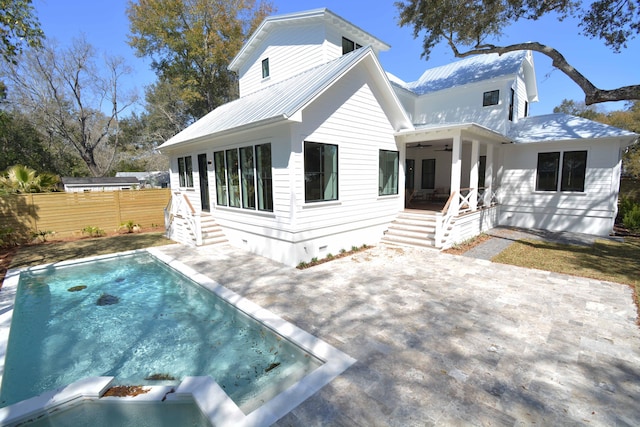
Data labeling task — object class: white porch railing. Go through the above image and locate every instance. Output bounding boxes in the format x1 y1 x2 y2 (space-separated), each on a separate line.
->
168 191 202 246
434 187 498 248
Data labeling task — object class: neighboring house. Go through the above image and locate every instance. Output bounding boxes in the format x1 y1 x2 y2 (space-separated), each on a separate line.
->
61 177 140 192
158 8 638 266
115 171 170 189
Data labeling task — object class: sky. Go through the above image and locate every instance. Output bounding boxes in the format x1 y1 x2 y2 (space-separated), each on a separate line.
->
33 0 640 117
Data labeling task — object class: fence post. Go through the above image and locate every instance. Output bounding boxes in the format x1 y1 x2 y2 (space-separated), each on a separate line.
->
115 192 122 228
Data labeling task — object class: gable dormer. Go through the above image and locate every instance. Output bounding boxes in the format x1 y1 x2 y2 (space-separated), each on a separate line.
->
389 50 538 135
228 8 390 97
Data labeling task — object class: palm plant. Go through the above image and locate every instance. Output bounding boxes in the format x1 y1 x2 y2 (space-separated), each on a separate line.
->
0 165 59 193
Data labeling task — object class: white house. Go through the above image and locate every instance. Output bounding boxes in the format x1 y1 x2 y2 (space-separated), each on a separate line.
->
158 8 637 266
61 177 140 192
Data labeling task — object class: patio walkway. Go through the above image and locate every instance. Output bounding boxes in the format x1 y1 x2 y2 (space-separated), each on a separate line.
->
156 243 640 426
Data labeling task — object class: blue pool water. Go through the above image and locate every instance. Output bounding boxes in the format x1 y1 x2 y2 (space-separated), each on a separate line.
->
0 252 321 412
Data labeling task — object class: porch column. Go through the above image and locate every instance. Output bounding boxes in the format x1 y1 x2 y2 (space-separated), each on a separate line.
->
449 133 462 215
484 144 494 206
469 139 479 211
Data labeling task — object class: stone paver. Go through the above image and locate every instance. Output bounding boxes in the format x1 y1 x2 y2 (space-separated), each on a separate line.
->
155 243 640 426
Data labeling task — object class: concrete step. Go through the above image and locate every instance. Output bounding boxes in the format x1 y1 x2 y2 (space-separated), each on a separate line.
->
387 223 436 234
380 234 437 248
396 212 439 222
202 235 227 245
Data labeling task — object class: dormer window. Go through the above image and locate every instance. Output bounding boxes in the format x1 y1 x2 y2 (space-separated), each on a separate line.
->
342 37 362 55
261 58 269 78
483 90 499 107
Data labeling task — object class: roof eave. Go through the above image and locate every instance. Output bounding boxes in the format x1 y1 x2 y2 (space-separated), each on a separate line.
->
157 115 291 153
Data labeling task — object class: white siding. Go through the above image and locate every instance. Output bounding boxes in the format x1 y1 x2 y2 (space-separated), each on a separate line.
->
237 21 384 98
497 140 621 235
413 77 513 133
238 23 328 97
294 79 399 218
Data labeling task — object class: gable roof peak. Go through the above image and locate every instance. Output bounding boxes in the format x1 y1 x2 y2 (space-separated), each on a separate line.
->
229 8 390 72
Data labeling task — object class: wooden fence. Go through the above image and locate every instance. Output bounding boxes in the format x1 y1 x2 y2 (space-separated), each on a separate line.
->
0 189 171 239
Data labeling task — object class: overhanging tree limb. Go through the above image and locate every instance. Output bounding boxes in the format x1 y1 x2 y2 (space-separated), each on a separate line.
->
396 0 640 106
449 41 640 105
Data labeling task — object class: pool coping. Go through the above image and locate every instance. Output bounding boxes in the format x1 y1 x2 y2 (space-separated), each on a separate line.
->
0 248 356 427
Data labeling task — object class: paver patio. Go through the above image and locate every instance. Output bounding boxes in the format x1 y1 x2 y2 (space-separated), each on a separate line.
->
155 243 640 426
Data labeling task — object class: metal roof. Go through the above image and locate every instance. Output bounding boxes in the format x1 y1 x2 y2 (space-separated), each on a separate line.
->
61 177 139 186
508 114 638 144
392 51 529 96
160 48 378 149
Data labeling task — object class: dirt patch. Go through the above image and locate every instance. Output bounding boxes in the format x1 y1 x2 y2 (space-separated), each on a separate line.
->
0 231 174 286
443 233 492 255
296 245 373 269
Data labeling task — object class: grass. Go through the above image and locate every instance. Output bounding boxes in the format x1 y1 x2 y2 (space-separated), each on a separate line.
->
492 236 640 315
0 232 175 284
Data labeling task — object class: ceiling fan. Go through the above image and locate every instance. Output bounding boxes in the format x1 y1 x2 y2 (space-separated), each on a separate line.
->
409 143 432 148
436 145 453 152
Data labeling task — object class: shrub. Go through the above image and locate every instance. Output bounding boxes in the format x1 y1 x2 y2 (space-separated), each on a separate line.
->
32 230 54 243
0 226 18 247
623 203 640 231
619 196 636 219
82 226 105 237
120 220 140 233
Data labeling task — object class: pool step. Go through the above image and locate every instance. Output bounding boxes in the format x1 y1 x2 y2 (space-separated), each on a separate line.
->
199 215 227 246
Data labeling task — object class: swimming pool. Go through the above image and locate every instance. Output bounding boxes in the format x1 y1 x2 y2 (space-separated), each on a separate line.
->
0 248 355 426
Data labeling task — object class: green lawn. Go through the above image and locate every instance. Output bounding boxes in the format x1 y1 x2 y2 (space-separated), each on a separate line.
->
492 236 640 306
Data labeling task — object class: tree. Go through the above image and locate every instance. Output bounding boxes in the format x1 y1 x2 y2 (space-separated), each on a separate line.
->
127 0 274 122
0 110 50 172
552 99 604 121
554 99 640 177
0 164 58 194
0 0 44 63
111 113 169 174
1 37 137 176
396 0 640 105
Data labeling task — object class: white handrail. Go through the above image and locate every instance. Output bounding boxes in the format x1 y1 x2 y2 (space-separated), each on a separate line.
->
170 191 202 246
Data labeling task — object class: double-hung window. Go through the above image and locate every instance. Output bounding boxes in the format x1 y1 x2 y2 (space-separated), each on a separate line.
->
304 141 338 202
213 144 273 211
379 150 399 196
177 156 193 187
535 151 587 192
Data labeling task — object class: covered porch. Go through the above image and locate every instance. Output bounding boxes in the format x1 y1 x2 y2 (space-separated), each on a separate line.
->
388 124 508 248
398 123 508 214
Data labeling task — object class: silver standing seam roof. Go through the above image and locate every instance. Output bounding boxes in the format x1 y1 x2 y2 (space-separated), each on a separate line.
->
389 51 529 96
159 47 373 149
508 113 638 144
